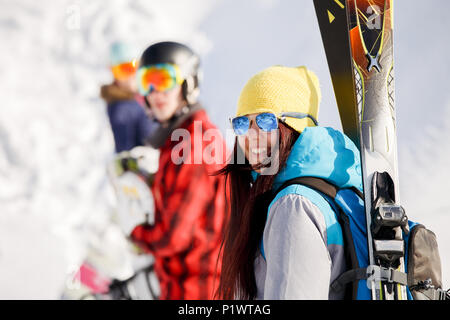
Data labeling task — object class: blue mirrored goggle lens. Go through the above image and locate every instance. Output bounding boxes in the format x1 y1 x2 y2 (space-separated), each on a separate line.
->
231 116 250 135
255 113 278 132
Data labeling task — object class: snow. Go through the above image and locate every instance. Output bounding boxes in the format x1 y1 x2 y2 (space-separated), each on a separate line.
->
0 0 449 299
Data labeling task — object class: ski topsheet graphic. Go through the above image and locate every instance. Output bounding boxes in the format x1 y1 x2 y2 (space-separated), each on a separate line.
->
314 0 409 300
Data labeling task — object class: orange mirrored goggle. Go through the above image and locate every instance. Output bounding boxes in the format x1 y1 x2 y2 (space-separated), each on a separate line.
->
111 59 137 80
136 63 183 96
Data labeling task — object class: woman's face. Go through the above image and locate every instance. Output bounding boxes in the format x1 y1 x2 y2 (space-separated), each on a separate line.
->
237 113 279 173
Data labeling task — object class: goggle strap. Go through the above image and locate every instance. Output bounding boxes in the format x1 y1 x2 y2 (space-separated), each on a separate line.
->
230 112 319 126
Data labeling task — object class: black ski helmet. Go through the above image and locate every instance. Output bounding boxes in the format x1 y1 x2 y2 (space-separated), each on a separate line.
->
138 41 201 105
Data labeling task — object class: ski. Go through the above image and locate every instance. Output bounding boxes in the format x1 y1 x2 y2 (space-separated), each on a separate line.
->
313 0 409 300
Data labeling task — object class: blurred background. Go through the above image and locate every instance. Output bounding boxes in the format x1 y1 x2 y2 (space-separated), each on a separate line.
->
0 0 448 298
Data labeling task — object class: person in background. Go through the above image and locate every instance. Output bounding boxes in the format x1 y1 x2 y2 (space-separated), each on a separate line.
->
101 41 156 153
129 41 229 300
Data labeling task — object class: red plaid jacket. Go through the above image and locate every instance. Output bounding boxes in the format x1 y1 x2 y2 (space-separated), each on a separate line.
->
131 109 228 299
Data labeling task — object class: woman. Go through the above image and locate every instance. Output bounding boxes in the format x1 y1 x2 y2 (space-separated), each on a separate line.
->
217 65 362 300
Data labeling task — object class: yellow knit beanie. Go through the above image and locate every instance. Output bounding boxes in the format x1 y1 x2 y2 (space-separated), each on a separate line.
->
236 65 321 133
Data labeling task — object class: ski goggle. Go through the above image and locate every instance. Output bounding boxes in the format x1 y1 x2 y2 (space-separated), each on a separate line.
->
136 63 183 96
111 59 138 80
230 112 318 136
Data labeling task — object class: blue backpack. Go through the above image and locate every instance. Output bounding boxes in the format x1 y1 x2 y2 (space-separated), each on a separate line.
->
270 176 448 300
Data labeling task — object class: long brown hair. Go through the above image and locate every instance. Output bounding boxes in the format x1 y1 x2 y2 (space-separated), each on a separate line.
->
215 122 299 299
